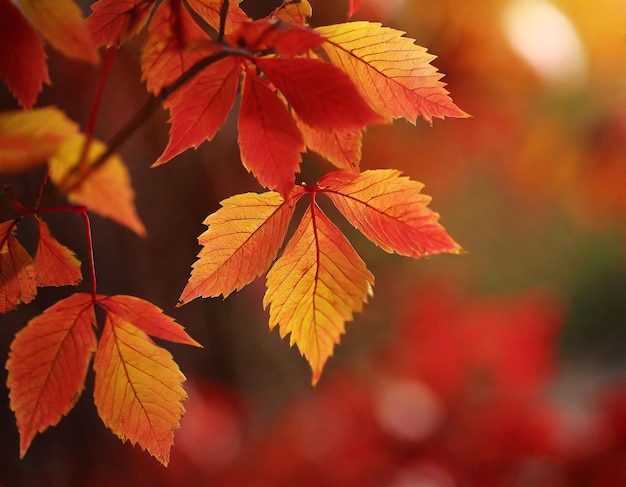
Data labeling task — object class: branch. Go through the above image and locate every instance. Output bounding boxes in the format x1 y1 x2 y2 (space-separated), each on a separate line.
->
218 0 228 43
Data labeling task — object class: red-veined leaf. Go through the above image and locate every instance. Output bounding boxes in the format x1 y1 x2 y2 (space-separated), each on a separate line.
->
98 295 201 346
270 0 312 26
156 56 242 165
230 19 323 57
17 0 99 64
179 189 302 304
87 0 156 47
94 295 200 465
141 0 214 97
0 0 49 109
319 169 462 257
238 66 305 195
0 107 80 173
48 135 146 237
255 57 382 131
264 203 374 385
186 0 249 35
297 119 362 172
0 220 37 313
316 22 468 123
34 218 82 287
6 293 96 457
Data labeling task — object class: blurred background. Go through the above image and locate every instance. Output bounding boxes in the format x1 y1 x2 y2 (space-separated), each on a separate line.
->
1 0 625 485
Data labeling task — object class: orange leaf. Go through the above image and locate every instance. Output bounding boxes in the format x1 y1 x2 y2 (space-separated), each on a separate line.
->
238 66 305 195
264 203 374 385
141 0 214 97
186 0 249 35
0 220 37 313
316 22 468 123
6 293 96 457
297 119 362 172
319 169 463 257
94 295 199 465
34 219 82 288
87 0 155 48
0 107 80 174
255 57 382 131
179 190 300 304
230 19 323 57
0 0 49 109
18 0 99 64
48 135 146 236
156 56 242 165
270 0 312 26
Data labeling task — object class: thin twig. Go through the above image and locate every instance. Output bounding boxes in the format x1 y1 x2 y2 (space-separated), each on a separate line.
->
218 0 229 43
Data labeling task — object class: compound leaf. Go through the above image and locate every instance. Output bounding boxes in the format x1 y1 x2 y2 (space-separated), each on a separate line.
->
87 0 155 48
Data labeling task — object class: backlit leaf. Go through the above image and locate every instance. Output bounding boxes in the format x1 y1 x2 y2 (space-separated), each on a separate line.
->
230 19 323 57
6 293 96 457
255 57 382 131
316 22 468 123
48 135 146 236
17 0 99 64
0 107 79 173
156 56 242 165
94 296 199 465
179 190 301 304
297 119 362 172
87 0 155 47
34 219 82 288
264 203 374 385
238 66 305 195
186 0 249 35
0 220 37 313
141 0 214 97
270 0 312 26
319 169 462 257
0 0 49 109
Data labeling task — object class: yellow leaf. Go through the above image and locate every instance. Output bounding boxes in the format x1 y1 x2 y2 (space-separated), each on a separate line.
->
264 203 374 385
316 22 468 123
48 135 146 236
17 0 99 64
93 309 191 466
0 107 79 173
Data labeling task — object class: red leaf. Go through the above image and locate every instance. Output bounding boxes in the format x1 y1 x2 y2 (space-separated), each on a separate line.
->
0 0 50 109
156 56 243 165
186 0 249 35
87 0 156 47
319 169 463 257
141 0 214 96
348 0 362 18
6 293 96 457
34 219 82 288
0 220 37 313
230 19 323 57
238 65 305 195
255 57 382 131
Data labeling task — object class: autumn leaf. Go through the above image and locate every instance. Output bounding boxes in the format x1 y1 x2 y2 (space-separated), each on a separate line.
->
6 293 96 457
179 190 301 304
255 57 382 131
94 295 200 465
186 0 249 35
319 169 462 257
238 66 305 195
297 119 362 172
17 0 99 64
141 0 215 97
316 22 468 123
87 0 155 48
0 220 37 313
264 203 374 385
156 56 243 165
0 107 80 173
0 0 49 109
34 218 82 288
270 0 312 26
48 134 146 236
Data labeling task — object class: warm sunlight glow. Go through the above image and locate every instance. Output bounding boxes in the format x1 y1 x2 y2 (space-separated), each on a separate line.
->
503 0 587 89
